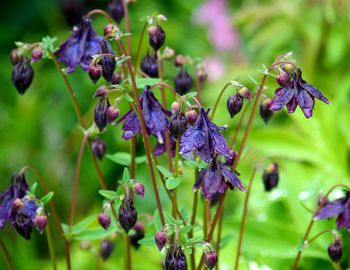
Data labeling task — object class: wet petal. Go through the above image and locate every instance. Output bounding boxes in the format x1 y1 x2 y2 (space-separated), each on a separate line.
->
270 87 295 111
296 90 314 118
221 169 245 191
200 167 222 200
286 96 298 114
314 198 345 220
303 82 329 104
121 110 141 140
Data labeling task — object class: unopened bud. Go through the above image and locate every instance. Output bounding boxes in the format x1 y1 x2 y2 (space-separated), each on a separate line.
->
175 70 193 95
94 85 109 98
171 101 181 113
91 138 106 160
165 247 187 269
238 87 251 100
10 49 19 65
106 106 120 124
260 98 273 124
148 25 166 51
100 240 115 260
262 163 279 192
328 238 342 263
110 72 122 84
227 94 243 118
186 110 198 125
118 199 137 233
174 55 186 67
204 251 218 270
157 14 167 21
98 212 111 230
108 0 124 24
34 214 48 234
31 47 43 63
170 112 188 140
100 40 116 83
282 63 296 75
276 71 291 88
94 97 110 132
130 221 145 249
104 23 118 37
89 64 102 84
133 183 145 197
155 230 167 251
141 52 158 78
162 47 175 60
12 57 34 95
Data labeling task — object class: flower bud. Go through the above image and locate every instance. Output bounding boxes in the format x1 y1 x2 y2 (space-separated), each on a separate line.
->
260 98 273 124
170 112 188 140
118 199 137 233
155 230 167 251
130 221 145 249
104 23 118 37
227 94 243 118
110 72 122 84
148 25 166 51
12 57 34 95
31 47 43 63
328 239 342 263
204 251 218 270
197 67 208 83
12 198 23 210
98 212 111 230
100 40 116 83
171 101 181 113
157 14 167 21
94 97 110 132
133 182 145 197
282 63 296 75
186 110 198 125
106 106 120 124
33 214 47 234
162 47 175 60
238 87 251 100
175 70 193 95
141 53 158 78
100 240 115 260
10 49 19 65
262 163 279 192
94 85 109 98
108 0 124 24
91 138 106 160
174 55 186 67
276 71 291 88
88 64 102 84
165 247 187 270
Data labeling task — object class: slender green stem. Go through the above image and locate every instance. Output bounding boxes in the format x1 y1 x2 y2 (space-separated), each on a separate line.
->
134 22 148 73
124 233 131 270
151 81 177 96
195 71 202 103
215 208 224 270
86 9 113 23
0 238 14 270
203 200 208 239
117 40 166 226
121 0 132 56
69 134 89 230
172 141 180 218
189 169 199 270
210 83 230 120
48 50 107 190
46 222 57 270
234 167 258 270
230 102 251 148
130 137 136 179
306 229 333 245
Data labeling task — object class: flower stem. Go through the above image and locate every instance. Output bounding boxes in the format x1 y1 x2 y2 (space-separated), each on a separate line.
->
121 0 132 55
48 50 107 190
124 233 131 270
306 229 333 245
0 238 14 270
196 73 268 270
46 222 57 270
210 82 230 120
215 208 224 270
134 22 148 73
195 71 202 103
86 9 113 23
117 40 165 226
234 167 258 270
68 133 89 230
130 137 136 179
190 189 198 270
172 141 180 218
230 102 251 148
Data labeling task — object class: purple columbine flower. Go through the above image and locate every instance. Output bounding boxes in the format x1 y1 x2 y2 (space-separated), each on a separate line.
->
314 192 350 234
194 157 244 200
180 108 231 162
119 85 171 144
58 17 104 73
270 69 329 118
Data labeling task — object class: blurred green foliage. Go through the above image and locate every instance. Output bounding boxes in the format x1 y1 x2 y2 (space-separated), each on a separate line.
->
0 0 350 269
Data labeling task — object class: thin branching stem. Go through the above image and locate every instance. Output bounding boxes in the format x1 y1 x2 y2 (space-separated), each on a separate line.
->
0 238 14 270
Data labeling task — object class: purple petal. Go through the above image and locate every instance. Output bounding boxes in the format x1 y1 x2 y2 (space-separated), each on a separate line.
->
270 87 295 111
286 96 298 113
314 198 345 220
121 110 141 140
221 169 245 191
200 168 222 200
303 82 330 104
296 90 314 118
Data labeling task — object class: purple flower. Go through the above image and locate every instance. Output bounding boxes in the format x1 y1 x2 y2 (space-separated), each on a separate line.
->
58 17 104 73
270 69 329 118
194 157 244 200
119 86 170 144
314 192 350 234
180 108 231 162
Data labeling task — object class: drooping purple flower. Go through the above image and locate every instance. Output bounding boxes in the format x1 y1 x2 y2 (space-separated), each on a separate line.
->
314 192 350 234
165 247 187 270
270 69 329 118
194 157 244 200
58 17 104 73
180 108 231 162
119 85 170 144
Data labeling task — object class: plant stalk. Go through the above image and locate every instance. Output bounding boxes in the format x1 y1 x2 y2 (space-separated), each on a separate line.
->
46 222 57 270
0 238 14 270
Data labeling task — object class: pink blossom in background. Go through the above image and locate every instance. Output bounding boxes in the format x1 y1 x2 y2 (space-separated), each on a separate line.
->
193 0 240 52
204 57 226 81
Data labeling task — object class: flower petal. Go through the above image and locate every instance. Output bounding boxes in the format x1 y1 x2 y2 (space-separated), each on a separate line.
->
296 90 314 118
303 82 329 104
314 198 345 220
270 87 295 111
286 96 298 114
121 110 141 140
221 169 245 191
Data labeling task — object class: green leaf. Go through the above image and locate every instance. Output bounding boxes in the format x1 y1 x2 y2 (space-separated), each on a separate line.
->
153 209 162 231
29 182 38 194
74 225 117 241
180 225 193 235
40 191 54 205
98 190 118 200
156 165 173 178
219 233 234 249
61 223 69 235
184 92 197 98
71 215 97 235
184 246 193 255
123 167 130 182
186 236 203 245
163 211 176 225
138 235 155 246
180 207 190 224
41 36 58 58
135 77 160 89
106 152 147 166
166 177 181 190
123 93 134 102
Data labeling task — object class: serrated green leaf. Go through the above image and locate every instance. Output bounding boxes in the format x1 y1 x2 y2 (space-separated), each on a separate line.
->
99 190 118 200
156 165 173 178
135 77 161 89
166 177 181 190
40 191 54 205
71 215 97 235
